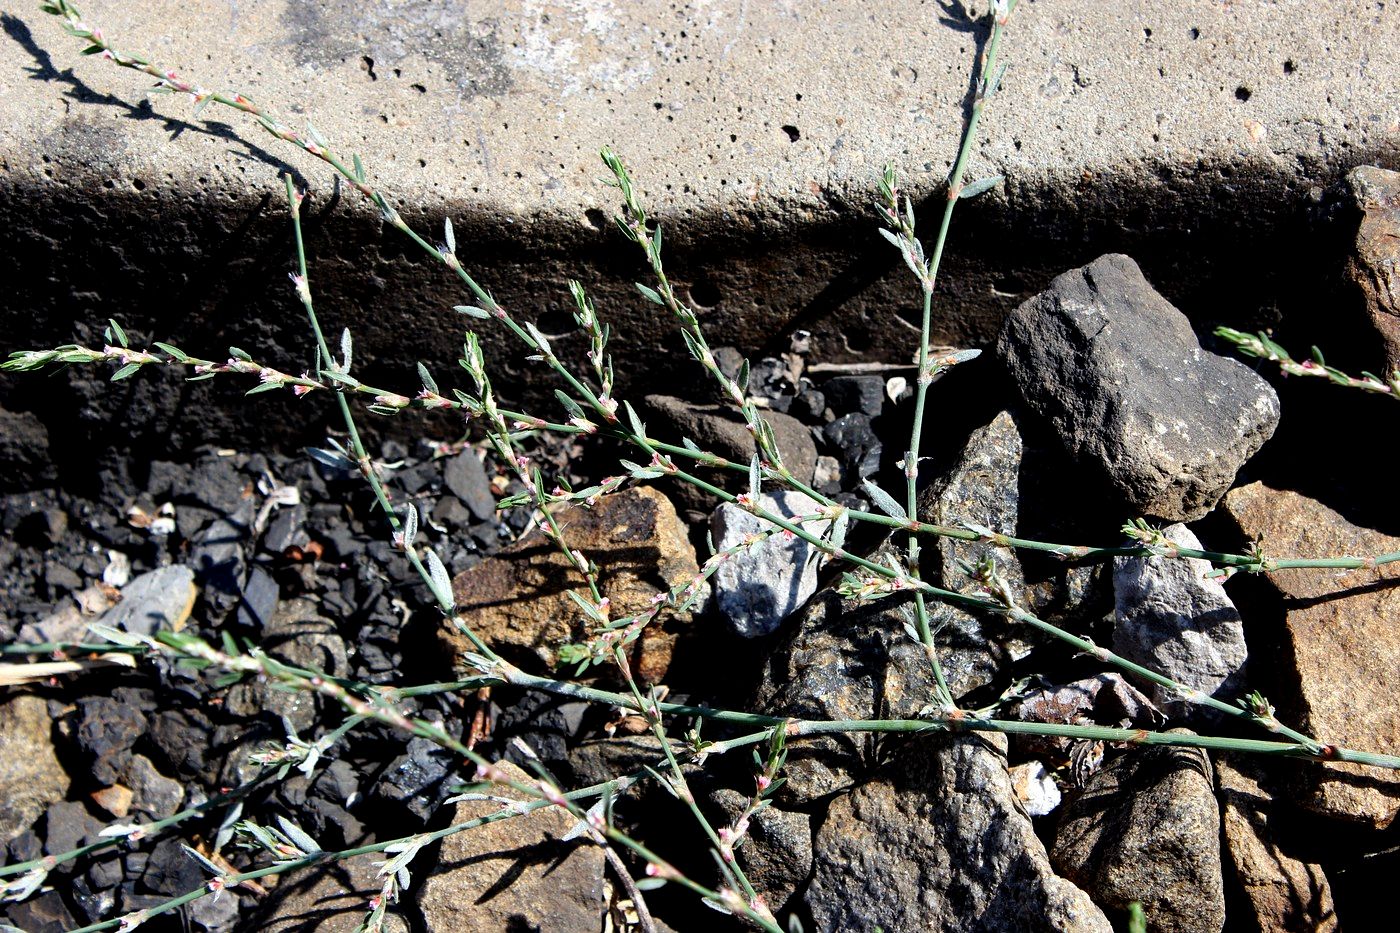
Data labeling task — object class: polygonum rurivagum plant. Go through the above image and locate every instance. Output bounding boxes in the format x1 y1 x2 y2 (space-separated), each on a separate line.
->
5 1 1400 931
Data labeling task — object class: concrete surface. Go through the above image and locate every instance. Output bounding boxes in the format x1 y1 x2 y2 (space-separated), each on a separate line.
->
0 0 1397 478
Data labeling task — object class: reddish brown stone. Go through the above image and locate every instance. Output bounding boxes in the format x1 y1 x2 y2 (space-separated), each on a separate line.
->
1217 757 1338 933
1342 166 1400 377
1221 482 1400 827
445 487 698 683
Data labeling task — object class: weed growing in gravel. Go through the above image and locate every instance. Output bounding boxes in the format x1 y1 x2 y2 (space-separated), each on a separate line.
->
4 1 1400 930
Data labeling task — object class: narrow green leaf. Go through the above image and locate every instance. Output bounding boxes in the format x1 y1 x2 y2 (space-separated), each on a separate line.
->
554 389 585 420
417 362 438 394
244 381 282 395
153 342 188 362
454 305 490 319
861 480 908 521
106 319 129 348
635 283 664 305
959 175 1004 199
110 363 141 381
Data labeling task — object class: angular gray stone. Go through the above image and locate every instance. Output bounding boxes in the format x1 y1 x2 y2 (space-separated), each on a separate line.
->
124 754 186 820
918 410 1039 688
1052 738 1225 933
997 254 1280 521
1113 523 1248 718
443 449 497 522
96 565 197 636
0 694 70 844
806 734 1111 933
417 761 605 933
710 490 829 638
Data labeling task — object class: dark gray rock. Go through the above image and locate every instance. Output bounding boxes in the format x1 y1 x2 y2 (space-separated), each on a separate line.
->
709 788 812 913
822 412 881 480
43 801 104 860
755 410 1101 799
710 490 829 638
2 889 76 932
75 696 147 786
235 564 280 634
1113 523 1247 718
124 754 185 819
376 733 456 823
806 734 1110 933
997 254 1280 521
642 394 817 512
917 410 1040 689
1052 738 1224 933
262 503 309 554
822 374 886 417
192 517 249 613
226 598 348 734
443 449 497 522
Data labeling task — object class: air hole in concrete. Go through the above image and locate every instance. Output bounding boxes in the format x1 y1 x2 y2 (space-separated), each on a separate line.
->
131 179 146 191
1143 27 1153 39
1234 86 1252 102
1189 27 1201 39
689 278 722 309
1283 59 1296 74
584 208 607 231
782 125 800 142
411 84 427 94
361 57 377 81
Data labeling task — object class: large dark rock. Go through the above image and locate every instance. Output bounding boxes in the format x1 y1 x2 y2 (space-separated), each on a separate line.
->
1052 738 1225 933
997 254 1280 521
805 734 1110 933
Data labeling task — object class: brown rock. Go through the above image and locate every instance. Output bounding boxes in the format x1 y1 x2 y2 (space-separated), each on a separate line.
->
261 853 408 932
1216 757 1338 932
1220 482 1400 827
446 487 698 683
1052 738 1224 933
0 694 71 843
416 761 606 932
1342 166 1400 376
